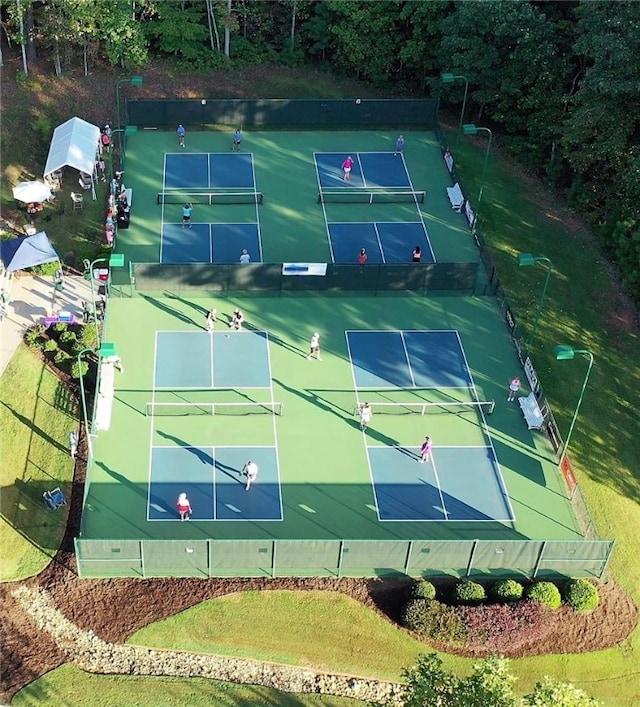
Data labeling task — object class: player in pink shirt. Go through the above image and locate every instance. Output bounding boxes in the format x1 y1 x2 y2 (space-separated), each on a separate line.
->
342 155 354 181
419 436 432 463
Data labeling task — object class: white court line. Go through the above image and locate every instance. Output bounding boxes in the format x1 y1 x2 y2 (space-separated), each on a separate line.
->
373 222 385 263
399 331 416 388
313 153 334 262
455 330 515 522
146 331 160 522
265 332 284 521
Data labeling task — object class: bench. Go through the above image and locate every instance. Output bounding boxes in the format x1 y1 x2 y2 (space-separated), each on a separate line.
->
518 392 546 430
94 361 115 431
446 182 465 212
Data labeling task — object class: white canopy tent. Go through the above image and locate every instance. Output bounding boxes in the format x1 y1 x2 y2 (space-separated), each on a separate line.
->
43 117 101 200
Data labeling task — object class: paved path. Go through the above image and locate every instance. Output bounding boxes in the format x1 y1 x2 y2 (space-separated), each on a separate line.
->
0 274 93 379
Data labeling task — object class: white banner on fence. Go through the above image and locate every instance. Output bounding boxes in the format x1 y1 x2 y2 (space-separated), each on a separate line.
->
282 263 328 276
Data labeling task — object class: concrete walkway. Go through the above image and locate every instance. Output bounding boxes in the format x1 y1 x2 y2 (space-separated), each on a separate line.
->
0 274 93 378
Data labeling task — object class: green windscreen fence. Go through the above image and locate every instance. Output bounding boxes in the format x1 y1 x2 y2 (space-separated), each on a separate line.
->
131 262 478 295
75 538 615 580
128 98 440 130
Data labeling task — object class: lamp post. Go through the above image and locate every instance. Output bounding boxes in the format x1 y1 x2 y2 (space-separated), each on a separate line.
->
517 253 553 348
88 253 125 342
554 345 594 466
462 124 493 205
78 342 117 461
110 125 138 174
440 73 469 146
115 75 143 136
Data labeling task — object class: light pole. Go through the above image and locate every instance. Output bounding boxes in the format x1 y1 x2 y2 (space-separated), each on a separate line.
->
115 75 143 136
440 73 469 146
110 125 138 174
462 124 493 205
88 253 125 342
517 253 553 348
554 345 594 466
78 342 117 461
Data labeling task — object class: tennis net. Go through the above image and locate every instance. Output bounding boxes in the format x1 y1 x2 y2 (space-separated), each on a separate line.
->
157 191 264 205
354 400 495 416
318 190 425 205
146 401 283 416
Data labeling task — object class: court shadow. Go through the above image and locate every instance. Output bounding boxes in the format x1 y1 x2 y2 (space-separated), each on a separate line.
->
273 377 352 419
213 459 245 486
164 291 207 317
1 401 69 456
156 430 213 466
492 438 547 487
140 294 196 326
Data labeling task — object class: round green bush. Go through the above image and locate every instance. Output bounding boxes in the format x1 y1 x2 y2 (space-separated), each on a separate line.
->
563 579 599 612
43 339 58 352
53 322 68 333
525 581 562 609
71 359 89 380
401 598 466 643
59 330 77 345
54 349 71 365
78 323 98 348
25 328 43 347
490 579 524 602
453 580 486 605
410 579 437 600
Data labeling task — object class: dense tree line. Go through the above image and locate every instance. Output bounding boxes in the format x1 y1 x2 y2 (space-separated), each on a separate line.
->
1 0 639 300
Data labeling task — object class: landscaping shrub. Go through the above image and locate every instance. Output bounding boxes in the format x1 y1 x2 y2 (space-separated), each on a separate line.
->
25 327 44 348
43 339 58 353
491 579 524 603
453 580 486 605
457 600 554 652
71 359 89 380
401 598 466 643
54 350 71 366
53 323 67 334
78 323 98 348
525 581 562 610
409 579 437 601
563 579 599 612
59 330 77 345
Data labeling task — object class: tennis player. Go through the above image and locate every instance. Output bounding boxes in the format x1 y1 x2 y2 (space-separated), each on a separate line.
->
182 202 192 228
205 308 217 332
412 245 422 262
229 308 244 330
177 124 186 147
394 135 405 156
419 436 432 463
358 248 368 265
307 332 321 360
341 155 354 181
177 492 192 520
239 248 251 264
358 402 372 431
243 461 258 491
232 128 243 151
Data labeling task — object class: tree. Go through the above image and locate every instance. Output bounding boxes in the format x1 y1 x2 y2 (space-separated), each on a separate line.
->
524 676 601 706
378 653 600 707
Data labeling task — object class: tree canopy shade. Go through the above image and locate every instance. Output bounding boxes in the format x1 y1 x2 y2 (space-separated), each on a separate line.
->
0 232 60 272
43 117 101 199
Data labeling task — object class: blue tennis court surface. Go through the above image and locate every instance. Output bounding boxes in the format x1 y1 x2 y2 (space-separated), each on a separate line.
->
368 446 514 522
164 153 255 190
347 330 473 389
154 331 271 389
329 222 435 264
148 445 282 521
161 223 261 264
315 152 411 189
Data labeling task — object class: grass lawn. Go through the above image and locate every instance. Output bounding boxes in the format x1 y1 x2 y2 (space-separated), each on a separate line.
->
11 664 362 707
0 346 77 581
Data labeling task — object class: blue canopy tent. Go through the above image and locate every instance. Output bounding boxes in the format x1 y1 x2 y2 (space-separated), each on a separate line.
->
0 231 60 272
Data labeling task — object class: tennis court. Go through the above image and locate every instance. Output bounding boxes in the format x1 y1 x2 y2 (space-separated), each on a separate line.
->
159 152 262 264
75 115 609 578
